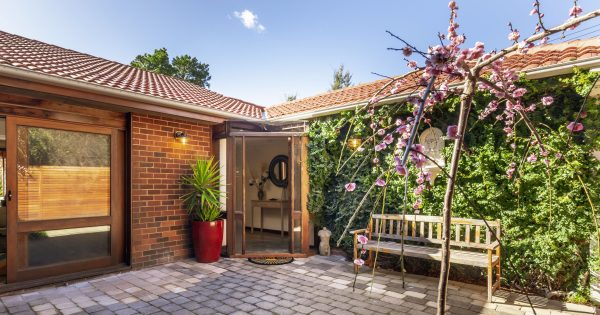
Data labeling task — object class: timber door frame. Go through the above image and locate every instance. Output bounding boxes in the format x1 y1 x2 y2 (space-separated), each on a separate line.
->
5 116 125 283
225 133 309 258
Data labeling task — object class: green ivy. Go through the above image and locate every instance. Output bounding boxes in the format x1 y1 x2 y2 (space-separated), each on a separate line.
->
307 70 599 295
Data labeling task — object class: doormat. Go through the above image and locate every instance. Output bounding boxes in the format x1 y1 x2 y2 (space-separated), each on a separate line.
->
248 257 294 265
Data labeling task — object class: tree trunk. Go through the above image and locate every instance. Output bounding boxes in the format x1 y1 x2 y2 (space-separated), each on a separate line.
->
436 76 477 314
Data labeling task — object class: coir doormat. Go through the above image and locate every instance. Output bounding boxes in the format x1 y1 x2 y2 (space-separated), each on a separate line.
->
248 257 294 265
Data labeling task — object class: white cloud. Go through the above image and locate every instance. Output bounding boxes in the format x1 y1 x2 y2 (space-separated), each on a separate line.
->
233 9 266 33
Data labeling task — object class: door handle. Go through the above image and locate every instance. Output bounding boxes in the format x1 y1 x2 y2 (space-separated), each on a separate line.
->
6 190 12 201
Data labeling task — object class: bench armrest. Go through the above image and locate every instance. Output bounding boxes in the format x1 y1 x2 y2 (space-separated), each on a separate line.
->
350 229 367 235
487 240 500 250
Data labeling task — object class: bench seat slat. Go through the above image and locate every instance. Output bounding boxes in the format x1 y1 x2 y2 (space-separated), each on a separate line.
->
360 240 499 268
371 233 497 249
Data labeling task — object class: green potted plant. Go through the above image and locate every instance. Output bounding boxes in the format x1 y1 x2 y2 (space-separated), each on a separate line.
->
181 157 224 263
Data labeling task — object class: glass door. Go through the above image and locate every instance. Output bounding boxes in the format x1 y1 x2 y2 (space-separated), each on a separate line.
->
289 136 309 254
5 117 124 282
227 134 308 257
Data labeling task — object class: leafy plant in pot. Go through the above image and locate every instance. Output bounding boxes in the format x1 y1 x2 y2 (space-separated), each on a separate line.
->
181 157 224 263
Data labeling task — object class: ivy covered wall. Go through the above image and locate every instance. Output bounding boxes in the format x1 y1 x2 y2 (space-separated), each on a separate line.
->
307 70 599 296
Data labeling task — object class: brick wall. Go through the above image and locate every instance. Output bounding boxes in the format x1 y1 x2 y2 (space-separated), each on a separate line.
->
131 113 212 268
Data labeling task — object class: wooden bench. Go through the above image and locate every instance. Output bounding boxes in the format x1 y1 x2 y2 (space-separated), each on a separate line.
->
352 214 501 301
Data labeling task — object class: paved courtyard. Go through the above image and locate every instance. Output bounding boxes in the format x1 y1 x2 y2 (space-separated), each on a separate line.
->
0 255 597 315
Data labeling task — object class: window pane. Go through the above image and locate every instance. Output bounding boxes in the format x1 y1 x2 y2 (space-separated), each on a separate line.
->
17 126 110 221
23 226 110 267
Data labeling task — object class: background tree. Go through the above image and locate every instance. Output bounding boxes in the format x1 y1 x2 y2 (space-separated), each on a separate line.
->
284 93 297 102
131 48 211 88
330 64 352 90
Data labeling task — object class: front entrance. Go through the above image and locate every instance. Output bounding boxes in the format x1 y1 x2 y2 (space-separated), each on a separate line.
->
3 116 125 283
215 123 309 258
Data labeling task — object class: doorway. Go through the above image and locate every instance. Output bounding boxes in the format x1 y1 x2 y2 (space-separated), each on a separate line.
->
3 116 125 283
219 130 309 258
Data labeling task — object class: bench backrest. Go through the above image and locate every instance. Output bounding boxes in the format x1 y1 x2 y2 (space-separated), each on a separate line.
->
370 214 501 249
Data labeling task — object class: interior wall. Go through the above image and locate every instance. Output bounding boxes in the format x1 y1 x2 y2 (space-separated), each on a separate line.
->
244 137 289 231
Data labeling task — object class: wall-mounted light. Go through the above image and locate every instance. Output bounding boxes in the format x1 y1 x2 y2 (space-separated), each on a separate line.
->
347 137 362 150
174 131 188 144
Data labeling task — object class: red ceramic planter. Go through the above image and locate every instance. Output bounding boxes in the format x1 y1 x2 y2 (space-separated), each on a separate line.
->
191 220 224 263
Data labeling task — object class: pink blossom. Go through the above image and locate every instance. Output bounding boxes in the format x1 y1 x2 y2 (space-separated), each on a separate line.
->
377 128 385 136
555 153 563 159
411 153 427 168
567 121 584 132
396 165 407 176
375 143 387 152
413 199 423 210
508 30 520 42
407 60 418 68
580 111 588 118
360 249 367 254
375 179 386 187
540 37 549 45
416 175 424 185
370 96 383 104
372 157 380 164
414 184 425 196
357 235 368 245
529 8 538 16
448 1 457 9
446 125 459 139
569 6 583 17
413 144 424 153
541 96 554 106
354 258 365 266
383 134 394 145
512 88 527 98
345 183 356 192
402 47 412 57
506 162 516 179
527 154 537 163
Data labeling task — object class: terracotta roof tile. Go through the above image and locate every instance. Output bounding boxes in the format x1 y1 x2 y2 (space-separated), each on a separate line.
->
0 30 264 119
267 37 600 118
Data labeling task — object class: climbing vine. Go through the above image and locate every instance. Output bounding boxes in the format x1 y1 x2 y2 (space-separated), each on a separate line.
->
307 70 599 296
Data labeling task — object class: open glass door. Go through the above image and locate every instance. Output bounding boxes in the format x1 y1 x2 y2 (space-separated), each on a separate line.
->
5 117 124 282
226 134 308 258
289 136 309 254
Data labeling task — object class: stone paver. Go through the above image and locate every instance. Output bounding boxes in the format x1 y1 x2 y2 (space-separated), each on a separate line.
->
0 255 596 314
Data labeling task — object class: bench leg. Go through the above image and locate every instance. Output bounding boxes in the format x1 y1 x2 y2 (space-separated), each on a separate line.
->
367 249 374 268
487 250 493 302
494 247 501 298
353 237 359 273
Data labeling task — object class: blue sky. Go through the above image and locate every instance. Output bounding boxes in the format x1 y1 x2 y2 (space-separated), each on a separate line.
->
0 1 598 106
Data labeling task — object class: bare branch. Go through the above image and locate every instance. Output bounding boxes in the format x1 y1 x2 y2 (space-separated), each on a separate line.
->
477 76 547 153
475 9 600 70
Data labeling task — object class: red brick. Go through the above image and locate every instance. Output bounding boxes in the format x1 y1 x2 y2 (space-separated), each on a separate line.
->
130 113 211 268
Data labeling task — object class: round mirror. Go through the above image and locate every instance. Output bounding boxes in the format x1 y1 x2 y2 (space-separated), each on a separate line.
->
268 155 288 188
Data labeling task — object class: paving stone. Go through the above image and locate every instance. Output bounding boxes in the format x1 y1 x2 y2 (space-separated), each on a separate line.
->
236 303 258 312
270 307 295 315
291 304 314 314
0 255 592 315
255 301 277 310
